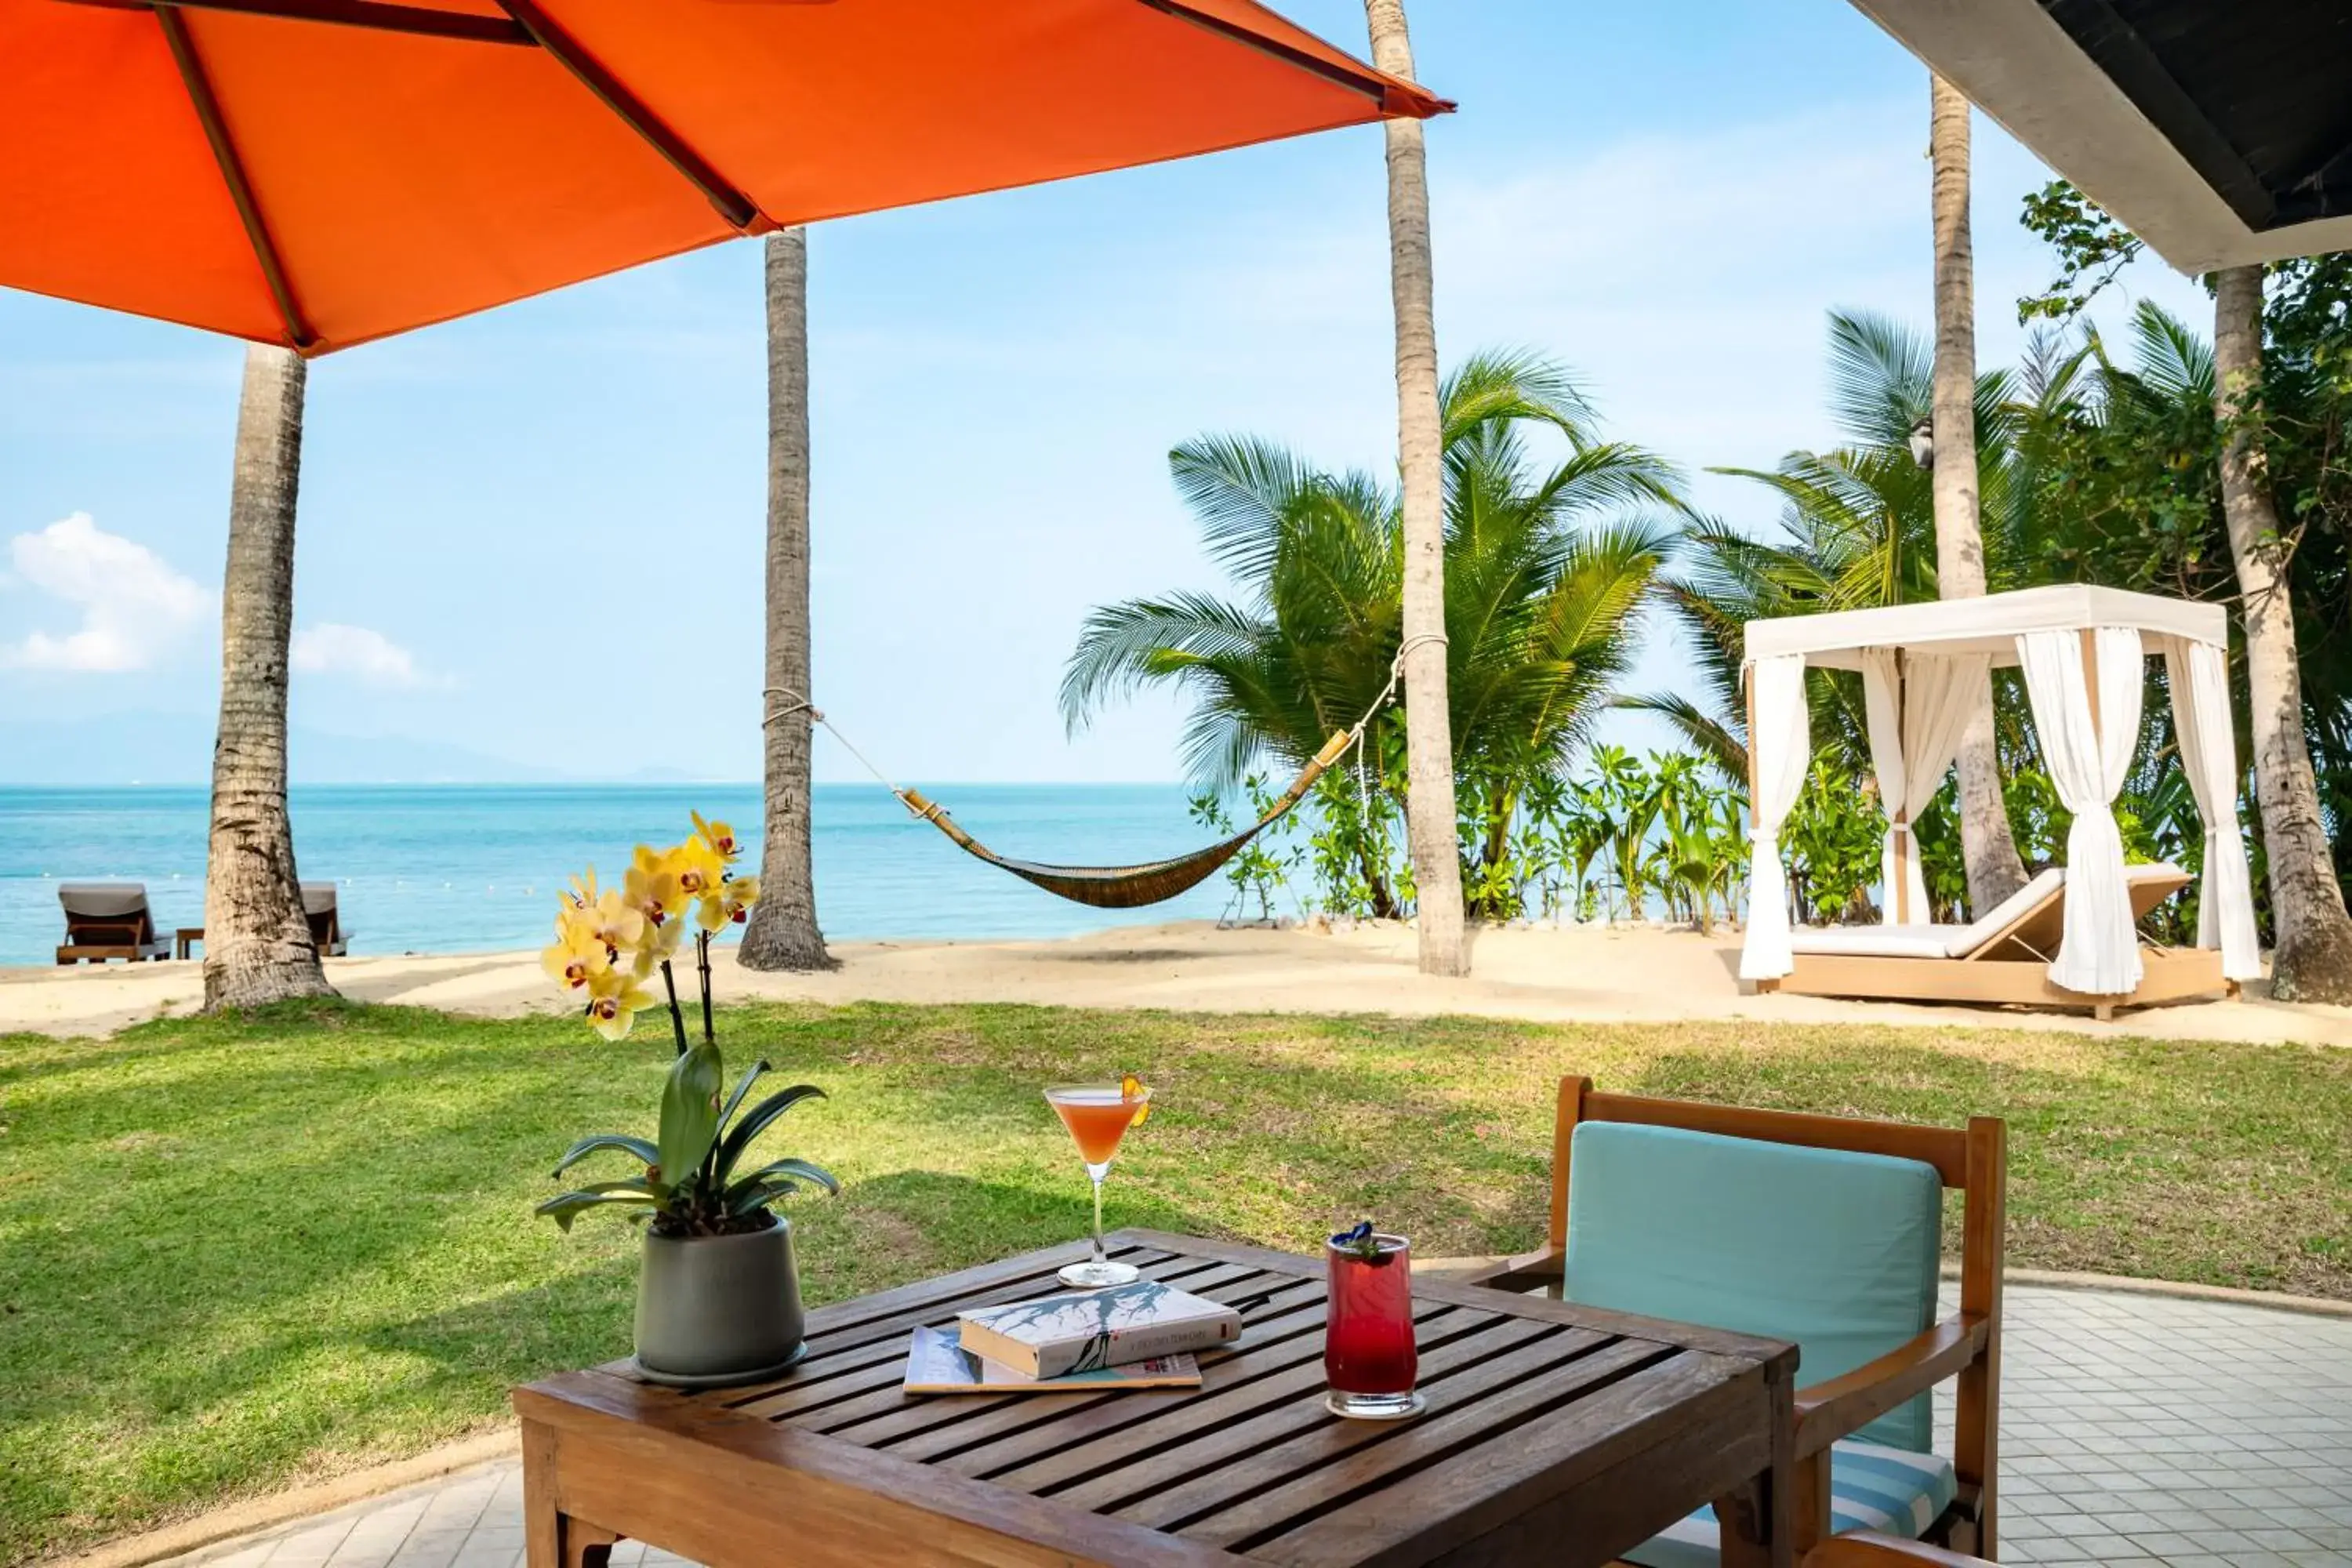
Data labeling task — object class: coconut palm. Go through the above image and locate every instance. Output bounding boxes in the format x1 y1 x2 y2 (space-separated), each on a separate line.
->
1362 0 1464 975
2212 267 2352 1000
1062 350 1682 919
739 227 833 972
1632 311 2026 786
1928 72 2032 912
203 346 335 1010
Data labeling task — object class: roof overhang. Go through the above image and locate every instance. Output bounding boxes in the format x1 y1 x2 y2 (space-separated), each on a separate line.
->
1743 585 2227 670
1849 0 2352 274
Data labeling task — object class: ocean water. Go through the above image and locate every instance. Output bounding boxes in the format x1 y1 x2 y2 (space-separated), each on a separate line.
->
0 784 1236 967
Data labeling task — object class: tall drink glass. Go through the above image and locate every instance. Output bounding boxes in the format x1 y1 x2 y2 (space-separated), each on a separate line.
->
1323 1230 1422 1419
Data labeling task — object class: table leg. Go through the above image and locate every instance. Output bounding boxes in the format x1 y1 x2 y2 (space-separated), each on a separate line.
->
1717 1361 1796 1568
522 1419 621 1568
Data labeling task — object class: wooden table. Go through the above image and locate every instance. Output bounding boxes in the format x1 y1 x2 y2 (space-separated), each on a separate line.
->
513 1229 1797 1568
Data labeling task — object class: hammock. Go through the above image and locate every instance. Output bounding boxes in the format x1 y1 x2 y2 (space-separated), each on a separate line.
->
896 730 1354 908
768 638 1429 909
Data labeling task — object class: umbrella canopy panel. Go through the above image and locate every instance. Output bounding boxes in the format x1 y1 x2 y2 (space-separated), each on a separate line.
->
4 0 1446 352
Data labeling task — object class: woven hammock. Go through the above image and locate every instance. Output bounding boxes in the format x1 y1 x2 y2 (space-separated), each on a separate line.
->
894 730 1356 909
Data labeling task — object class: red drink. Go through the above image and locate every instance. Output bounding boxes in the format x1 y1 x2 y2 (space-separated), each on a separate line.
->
1324 1232 1423 1419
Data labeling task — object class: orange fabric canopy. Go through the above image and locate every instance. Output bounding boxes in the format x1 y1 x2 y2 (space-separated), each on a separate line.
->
2 0 1446 354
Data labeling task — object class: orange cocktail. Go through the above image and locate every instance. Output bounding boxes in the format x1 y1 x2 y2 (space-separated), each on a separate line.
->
1044 1079 1151 1287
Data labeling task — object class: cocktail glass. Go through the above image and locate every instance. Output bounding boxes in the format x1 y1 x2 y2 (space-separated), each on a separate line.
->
1323 1231 1422 1419
1044 1080 1152 1288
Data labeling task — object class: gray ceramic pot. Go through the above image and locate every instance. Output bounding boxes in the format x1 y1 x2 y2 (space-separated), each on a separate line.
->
633 1217 805 1386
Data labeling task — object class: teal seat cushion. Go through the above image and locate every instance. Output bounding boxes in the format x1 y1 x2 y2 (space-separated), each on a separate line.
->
1621 1440 1959 1567
1560 1120 1942 1451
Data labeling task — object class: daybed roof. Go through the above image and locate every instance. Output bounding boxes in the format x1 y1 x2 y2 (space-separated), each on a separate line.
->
1743 584 2226 670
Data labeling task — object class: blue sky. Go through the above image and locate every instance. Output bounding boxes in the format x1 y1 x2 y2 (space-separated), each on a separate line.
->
0 0 2205 785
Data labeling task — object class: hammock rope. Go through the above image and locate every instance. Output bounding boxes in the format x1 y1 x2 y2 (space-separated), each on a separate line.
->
762 633 1443 909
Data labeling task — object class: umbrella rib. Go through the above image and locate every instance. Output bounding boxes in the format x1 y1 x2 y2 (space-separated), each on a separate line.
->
1131 0 1410 107
154 6 315 349
111 0 535 45
492 0 761 232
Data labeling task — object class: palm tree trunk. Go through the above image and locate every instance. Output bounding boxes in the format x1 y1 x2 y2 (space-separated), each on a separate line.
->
2213 264 2352 1003
1929 74 2031 916
202 345 333 1011
1363 0 1467 975
740 227 835 972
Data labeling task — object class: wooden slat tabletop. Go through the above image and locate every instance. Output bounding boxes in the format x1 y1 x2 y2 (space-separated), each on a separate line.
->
518 1229 1796 1568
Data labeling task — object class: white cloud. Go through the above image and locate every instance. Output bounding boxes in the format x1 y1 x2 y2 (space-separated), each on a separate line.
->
1 512 211 672
291 622 426 688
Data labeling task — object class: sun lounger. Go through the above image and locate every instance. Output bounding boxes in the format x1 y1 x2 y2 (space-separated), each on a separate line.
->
55 883 170 964
1773 862 2224 1018
301 883 350 957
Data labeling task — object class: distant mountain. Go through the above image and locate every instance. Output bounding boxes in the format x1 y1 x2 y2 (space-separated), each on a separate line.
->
0 714 568 785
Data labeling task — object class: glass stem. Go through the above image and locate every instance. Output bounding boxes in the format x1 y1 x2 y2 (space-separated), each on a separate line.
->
1090 1169 1107 1266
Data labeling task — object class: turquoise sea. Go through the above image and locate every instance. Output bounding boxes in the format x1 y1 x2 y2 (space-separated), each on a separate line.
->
0 785 1233 967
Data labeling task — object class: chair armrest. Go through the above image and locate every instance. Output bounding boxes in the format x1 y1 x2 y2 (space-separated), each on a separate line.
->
1794 1313 1988 1457
1449 1247 1563 1294
1803 1530 1987 1566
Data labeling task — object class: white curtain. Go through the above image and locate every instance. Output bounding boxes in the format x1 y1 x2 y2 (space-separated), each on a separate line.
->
1859 649 1991 924
2016 627 2146 994
2165 639 2263 981
1740 654 1812 982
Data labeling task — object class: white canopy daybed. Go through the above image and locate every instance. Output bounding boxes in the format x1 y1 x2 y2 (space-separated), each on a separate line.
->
1740 585 2261 1017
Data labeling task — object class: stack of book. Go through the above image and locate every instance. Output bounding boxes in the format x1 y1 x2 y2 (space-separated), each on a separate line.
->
904 1278 1242 1395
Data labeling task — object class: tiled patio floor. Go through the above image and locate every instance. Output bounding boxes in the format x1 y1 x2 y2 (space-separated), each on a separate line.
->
158 1283 2352 1568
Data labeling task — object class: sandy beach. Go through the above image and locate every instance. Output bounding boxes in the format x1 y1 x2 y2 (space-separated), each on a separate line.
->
5 920 2343 1045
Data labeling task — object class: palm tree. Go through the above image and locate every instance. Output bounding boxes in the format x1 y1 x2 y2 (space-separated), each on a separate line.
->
739 227 833 972
1063 351 1680 920
202 345 334 1010
1363 0 1464 975
2212 266 2352 1001
1634 311 2024 782
1929 74 2031 913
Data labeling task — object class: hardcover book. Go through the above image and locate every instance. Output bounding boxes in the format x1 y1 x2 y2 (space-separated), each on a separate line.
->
900 1324 1202 1395
954 1279 1243 1378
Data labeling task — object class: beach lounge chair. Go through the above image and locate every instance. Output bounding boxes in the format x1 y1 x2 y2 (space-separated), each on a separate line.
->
55 883 171 964
1468 1077 2005 1564
1806 1537 1988 1567
301 883 351 957
1773 861 2223 1019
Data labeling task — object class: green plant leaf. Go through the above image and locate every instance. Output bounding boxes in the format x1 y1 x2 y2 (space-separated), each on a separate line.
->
716 1057 771 1136
722 1156 840 1208
713 1083 825 1181
655 1041 724 1202
535 1189 659 1232
550 1133 659 1178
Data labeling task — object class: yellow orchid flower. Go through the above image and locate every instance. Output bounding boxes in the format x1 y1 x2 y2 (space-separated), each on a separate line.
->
540 913 612 993
691 810 742 864
583 967 657 1041
624 844 686 927
695 872 761 933
624 909 684 977
670 835 726 904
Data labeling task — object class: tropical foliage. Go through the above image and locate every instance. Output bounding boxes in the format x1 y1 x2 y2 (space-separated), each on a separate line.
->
1066 350 1684 918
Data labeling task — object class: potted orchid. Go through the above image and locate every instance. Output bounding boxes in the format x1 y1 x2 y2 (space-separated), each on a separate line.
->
536 813 838 1386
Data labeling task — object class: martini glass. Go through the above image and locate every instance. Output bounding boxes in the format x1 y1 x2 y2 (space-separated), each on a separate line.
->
1044 1080 1151 1287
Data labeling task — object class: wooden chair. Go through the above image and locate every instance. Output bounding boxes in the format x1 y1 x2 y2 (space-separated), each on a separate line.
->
1468 1078 2005 1563
55 883 170 964
301 882 350 956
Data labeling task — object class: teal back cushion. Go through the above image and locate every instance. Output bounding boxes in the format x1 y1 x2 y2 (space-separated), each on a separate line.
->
1561 1121 1944 1451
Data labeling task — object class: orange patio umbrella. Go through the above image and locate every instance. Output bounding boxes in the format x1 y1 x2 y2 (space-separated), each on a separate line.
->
3 0 1448 354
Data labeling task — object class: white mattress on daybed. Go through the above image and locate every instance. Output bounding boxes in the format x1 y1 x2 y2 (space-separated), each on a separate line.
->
1788 863 2184 961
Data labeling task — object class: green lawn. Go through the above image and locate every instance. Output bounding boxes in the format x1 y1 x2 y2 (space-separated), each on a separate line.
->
2 1000 2345 1561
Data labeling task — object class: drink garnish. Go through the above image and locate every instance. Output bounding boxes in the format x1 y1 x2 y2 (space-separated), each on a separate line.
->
1122 1073 1151 1127
1331 1220 1385 1262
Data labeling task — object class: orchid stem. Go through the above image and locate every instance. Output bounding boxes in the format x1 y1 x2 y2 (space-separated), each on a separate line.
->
697 931 714 1044
659 958 688 1058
